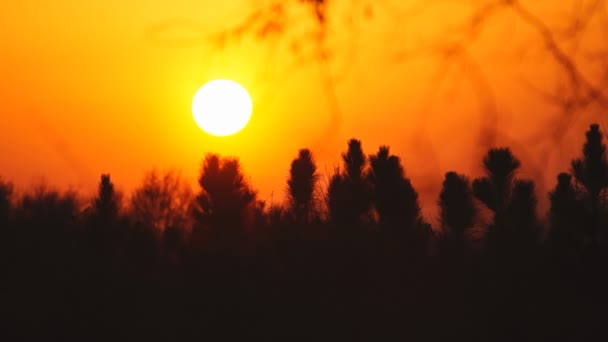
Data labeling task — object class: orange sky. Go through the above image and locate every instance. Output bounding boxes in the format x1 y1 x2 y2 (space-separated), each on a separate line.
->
1 0 606 216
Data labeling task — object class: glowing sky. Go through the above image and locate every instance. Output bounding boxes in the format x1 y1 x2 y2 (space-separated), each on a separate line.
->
1 0 606 214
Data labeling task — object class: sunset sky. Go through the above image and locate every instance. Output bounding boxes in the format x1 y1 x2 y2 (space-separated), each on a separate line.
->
1 0 606 214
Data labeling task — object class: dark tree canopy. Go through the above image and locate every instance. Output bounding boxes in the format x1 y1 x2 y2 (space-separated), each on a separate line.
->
438 172 477 239
327 138 372 228
4 123 608 341
194 153 256 230
0 178 12 225
93 174 120 223
571 124 608 242
548 173 586 255
572 124 608 198
287 148 319 224
342 138 366 182
471 148 541 254
14 185 79 238
131 170 193 232
369 146 421 230
506 180 540 250
473 147 521 214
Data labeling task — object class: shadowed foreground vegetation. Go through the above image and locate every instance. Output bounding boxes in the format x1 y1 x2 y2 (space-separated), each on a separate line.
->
2 124 608 341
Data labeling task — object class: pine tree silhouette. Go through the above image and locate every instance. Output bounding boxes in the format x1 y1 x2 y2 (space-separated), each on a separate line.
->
93 174 120 224
327 172 348 225
438 171 477 251
343 139 366 181
3 123 608 340
193 154 256 232
287 149 319 224
505 180 540 253
0 178 12 227
369 146 422 232
473 148 522 250
87 174 123 257
547 173 586 259
571 123 608 243
327 139 372 228
473 148 521 214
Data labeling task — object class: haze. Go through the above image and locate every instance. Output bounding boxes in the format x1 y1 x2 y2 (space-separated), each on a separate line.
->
1 0 606 214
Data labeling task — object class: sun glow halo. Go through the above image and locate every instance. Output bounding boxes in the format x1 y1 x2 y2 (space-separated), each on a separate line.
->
192 80 253 136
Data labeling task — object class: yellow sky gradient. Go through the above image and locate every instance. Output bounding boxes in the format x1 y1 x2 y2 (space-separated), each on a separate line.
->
1 0 606 215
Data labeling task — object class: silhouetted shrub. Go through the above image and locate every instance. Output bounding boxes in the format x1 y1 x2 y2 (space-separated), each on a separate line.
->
287 148 319 224
547 173 586 259
473 148 523 249
571 123 608 244
438 171 477 254
327 139 372 228
192 154 256 251
0 177 12 226
131 169 193 232
3 124 608 341
93 174 121 224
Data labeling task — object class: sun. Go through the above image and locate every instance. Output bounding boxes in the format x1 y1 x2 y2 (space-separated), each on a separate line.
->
192 79 253 136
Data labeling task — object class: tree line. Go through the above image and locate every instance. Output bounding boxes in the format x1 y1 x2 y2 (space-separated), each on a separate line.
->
1 123 607 340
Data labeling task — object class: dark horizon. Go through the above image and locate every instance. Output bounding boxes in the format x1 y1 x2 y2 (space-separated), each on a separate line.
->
2 122 608 340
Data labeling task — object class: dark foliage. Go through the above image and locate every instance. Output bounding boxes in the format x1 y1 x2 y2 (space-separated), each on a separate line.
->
368 146 431 250
472 148 534 252
438 172 477 255
287 148 319 224
473 147 521 214
93 174 120 223
2 125 608 340
547 173 587 260
191 154 256 254
193 154 255 227
505 179 540 255
131 169 192 232
327 138 372 228
571 123 608 243
0 177 12 226
369 146 421 228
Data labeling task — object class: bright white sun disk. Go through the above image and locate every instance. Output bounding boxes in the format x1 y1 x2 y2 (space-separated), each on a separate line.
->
192 79 253 136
